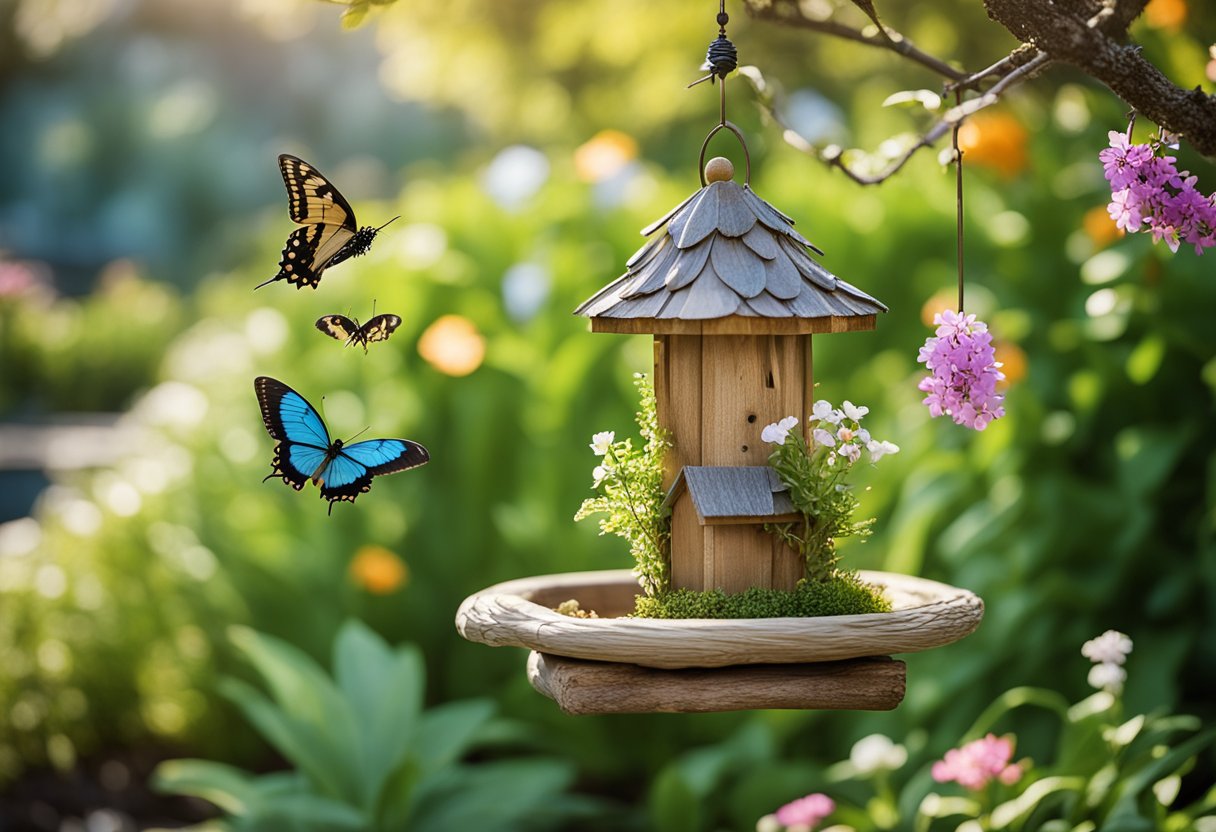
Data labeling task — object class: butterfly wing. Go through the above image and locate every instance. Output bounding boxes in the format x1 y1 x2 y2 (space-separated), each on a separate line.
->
316 314 361 345
254 376 334 491
263 155 360 290
359 314 402 347
279 154 358 231
319 438 430 508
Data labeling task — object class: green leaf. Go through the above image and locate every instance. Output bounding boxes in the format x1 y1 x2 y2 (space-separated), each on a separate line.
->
411 698 496 775
989 776 1086 829
151 759 257 814
332 620 424 807
218 678 357 805
340 2 369 29
963 686 1071 740
648 766 701 832
249 792 368 831
407 759 574 832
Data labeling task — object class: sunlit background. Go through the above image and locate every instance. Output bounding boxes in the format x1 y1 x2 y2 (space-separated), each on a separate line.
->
0 0 1214 826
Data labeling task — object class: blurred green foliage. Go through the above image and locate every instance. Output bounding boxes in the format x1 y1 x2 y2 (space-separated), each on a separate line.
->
0 0 1214 824
154 621 584 831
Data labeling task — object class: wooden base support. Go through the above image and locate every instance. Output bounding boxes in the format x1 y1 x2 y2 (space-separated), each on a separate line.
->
526 652 906 715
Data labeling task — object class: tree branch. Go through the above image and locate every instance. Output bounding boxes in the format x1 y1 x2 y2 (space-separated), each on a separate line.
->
744 0 965 80
984 0 1216 155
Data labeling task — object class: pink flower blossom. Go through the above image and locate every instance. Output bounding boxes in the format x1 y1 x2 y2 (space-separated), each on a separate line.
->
916 311 1006 430
774 793 835 830
1099 128 1215 255
932 733 1023 790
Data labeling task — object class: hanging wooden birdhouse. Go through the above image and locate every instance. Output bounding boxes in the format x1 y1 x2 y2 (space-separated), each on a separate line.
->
455 12 983 715
576 154 886 594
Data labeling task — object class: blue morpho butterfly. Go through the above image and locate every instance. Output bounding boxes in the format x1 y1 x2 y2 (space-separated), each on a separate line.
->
254 376 428 514
254 154 397 290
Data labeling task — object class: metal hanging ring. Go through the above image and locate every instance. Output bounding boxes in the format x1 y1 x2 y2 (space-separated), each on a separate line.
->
698 121 751 187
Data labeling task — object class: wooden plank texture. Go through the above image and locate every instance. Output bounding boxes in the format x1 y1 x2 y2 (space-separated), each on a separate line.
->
712 525 772 592
527 652 906 714
455 569 985 669
589 316 877 335
671 496 705 591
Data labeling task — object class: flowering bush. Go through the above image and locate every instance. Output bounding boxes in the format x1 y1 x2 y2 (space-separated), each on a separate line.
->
753 630 1216 832
917 310 1006 431
1100 126 1216 255
575 374 671 596
761 400 899 582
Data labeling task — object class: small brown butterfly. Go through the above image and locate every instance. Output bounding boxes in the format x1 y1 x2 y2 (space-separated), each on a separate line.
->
315 311 402 353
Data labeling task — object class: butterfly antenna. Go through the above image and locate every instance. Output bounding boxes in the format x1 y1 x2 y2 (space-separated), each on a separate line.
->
375 216 400 232
253 274 279 291
345 425 371 443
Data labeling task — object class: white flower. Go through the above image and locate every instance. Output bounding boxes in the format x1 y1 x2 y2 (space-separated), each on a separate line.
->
812 427 836 448
1082 630 1133 665
839 443 862 464
812 400 843 424
842 400 869 421
589 431 615 456
761 416 799 445
856 428 871 444
755 815 782 832
867 440 900 462
849 734 908 775
592 465 610 487
1088 661 1127 693
836 426 855 444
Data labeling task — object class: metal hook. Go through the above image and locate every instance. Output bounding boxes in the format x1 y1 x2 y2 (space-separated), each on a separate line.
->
698 121 751 187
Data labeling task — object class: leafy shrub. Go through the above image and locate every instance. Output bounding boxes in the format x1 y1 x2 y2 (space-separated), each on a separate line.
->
154 620 580 832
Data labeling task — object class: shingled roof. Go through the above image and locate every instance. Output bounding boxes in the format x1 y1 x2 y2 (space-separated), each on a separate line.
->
575 179 887 325
663 466 801 525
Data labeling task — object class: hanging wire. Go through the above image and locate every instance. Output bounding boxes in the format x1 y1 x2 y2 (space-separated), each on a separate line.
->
953 90 965 313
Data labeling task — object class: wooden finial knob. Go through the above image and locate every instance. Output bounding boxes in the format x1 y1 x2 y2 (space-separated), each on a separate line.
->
704 156 734 183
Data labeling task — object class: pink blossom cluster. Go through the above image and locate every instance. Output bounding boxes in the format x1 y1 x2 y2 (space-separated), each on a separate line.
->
1100 129 1216 255
931 733 1023 791
758 793 836 832
916 310 1006 431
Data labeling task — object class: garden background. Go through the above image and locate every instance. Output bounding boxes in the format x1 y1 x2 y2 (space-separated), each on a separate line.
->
0 0 1213 827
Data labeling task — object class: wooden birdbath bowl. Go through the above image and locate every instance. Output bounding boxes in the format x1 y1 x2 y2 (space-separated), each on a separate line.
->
456 569 983 714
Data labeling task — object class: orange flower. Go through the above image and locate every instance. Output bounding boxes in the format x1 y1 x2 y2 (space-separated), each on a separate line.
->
1144 0 1186 32
993 340 1026 388
418 314 485 377
1082 204 1123 249
957 113 1029 179
574 129 638 183
349 545 408 594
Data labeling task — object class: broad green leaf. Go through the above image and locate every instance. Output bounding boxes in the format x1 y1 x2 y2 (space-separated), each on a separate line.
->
648 766 701 832
218 678 358 804
151 759 257 814
332 620 424 807
227 627 361 800
407 759 574 832
410 698 495 776
340 2 368 29
249 792 368 831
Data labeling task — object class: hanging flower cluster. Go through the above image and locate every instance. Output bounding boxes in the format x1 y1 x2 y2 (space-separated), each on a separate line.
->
1100 129 1216 255
1082 629 1133 694
931 733 1024 790
917 310 1006 431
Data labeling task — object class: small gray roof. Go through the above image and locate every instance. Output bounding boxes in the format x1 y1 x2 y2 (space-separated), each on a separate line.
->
576 180 887 322
664 466 801 525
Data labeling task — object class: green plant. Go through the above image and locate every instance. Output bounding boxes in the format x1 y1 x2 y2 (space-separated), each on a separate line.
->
153 620 577 832
575 373 671 596
761 402 899 582
633 573 891 619
754 630 1216 832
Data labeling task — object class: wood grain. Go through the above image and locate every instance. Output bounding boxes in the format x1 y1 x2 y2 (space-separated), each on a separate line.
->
527 652 906 714
455 569 984 669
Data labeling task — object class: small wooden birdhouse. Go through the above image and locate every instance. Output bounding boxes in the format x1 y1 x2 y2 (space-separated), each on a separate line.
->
576 157 887 593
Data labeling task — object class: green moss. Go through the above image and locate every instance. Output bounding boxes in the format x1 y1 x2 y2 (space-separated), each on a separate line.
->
632 571 892 619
